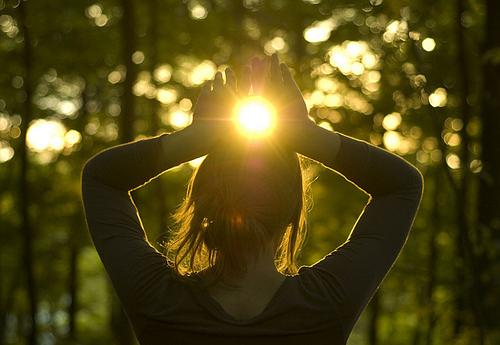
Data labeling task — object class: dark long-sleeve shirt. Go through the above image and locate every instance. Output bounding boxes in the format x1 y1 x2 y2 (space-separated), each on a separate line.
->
81 131 423 345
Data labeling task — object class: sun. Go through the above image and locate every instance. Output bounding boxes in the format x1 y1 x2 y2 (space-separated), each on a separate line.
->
234 97 276 137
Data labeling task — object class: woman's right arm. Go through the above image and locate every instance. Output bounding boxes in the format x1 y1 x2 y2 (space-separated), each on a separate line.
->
261 54 423 335
297 118 423 336
297 124 423 198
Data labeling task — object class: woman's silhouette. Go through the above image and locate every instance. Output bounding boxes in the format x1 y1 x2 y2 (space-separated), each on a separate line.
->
82 54 423 345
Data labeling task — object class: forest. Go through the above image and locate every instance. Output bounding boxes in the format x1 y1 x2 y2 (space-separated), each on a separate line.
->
0 0 499 344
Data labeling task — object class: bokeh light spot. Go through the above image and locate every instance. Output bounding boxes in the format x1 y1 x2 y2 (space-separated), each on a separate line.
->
303 19 337 43
429 88 447 107
383 131 401 152
0 141 14 163
422 38 436 52
190 4 208 20
169 110 192 129
382 112 402 130
27 119 66 152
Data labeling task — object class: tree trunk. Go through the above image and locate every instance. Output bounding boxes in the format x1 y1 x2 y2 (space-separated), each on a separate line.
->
18 2 37 344
411 169 440 345
454 0 485 342
148 0 168 236
109 0 137 344
66 78 91 343
478 0 500 341
67 243 78 340
424 168 440 345
119 0 136 144
0 265 21 345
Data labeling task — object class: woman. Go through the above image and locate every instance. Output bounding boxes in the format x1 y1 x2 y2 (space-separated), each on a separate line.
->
82 54 423 344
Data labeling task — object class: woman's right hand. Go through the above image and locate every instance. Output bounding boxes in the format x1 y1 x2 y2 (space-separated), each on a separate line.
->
250 54 319 151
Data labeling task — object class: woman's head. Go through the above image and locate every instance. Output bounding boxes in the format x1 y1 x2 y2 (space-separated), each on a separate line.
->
167 142 309 282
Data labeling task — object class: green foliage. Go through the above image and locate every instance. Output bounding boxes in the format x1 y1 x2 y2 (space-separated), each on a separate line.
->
0 0 497 344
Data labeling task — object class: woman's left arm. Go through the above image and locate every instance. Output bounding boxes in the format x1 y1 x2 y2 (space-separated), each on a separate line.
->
82 126 209 192
81 70 236 316
81 127 209 313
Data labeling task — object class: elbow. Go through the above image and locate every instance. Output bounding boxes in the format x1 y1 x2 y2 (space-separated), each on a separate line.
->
81 155 100 183
406 165 424 201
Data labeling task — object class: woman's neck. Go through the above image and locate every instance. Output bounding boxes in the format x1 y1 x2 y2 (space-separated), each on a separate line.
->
209 245 284 290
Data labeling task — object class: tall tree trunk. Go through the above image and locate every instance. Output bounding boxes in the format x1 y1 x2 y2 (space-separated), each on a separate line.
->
120 0 136 144
478 0 500 341
18 1 37 344
424 168 440 345
67 79 91 343
412 169 440 345
454 0 485 342
0 264 21 345
109 0 137 344
148 0 168 237
67 242 78 340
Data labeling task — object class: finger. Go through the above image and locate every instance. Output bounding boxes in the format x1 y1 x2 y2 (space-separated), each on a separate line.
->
196 81 211 102
251 57 267 95
280 63 294 85
280 62 302 95
250 56 261 70
214 71 224 91
225 67 237 91
239 65 251 96
282 63 307 108
193 81 212 115
201 81 211 94
212 72 225 101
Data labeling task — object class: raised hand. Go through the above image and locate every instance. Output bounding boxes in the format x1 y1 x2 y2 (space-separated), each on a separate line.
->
189 67 247 147
250 54 317 149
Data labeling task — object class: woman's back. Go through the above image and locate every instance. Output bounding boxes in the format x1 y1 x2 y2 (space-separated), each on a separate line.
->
82 132 422 344
205 272 286 320
127 268 346 345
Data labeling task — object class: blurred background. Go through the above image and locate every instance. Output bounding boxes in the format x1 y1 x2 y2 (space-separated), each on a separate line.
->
0 0 499 344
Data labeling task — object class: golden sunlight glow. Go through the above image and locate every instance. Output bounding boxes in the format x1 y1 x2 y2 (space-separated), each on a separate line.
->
383 131 401 152
189 155 206 168
429 88 447 107
27 119 66 152
264 36 288 54
303 19 337 43
65 130 82 147
157 88 178 105
382 112 402 131
328 41 379 80
169 110 192 129
0 141 14 163
383 20 408 43
446 153 461 169
86 4 102 19
190 60 217 86
153 64 172 83
443 132 461 147
234 97 275 137
189 3 208 20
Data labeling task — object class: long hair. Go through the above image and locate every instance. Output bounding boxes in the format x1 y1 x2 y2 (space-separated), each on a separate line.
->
166 142 310 283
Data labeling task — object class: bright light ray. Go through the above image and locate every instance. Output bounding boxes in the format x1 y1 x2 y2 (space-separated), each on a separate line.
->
234 97 275 137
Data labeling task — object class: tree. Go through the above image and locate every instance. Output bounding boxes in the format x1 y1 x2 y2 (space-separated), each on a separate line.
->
17 1 37 344
478 0 500 341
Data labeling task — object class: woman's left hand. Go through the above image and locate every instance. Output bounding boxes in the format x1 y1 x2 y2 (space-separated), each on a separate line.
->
188 67 250 148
